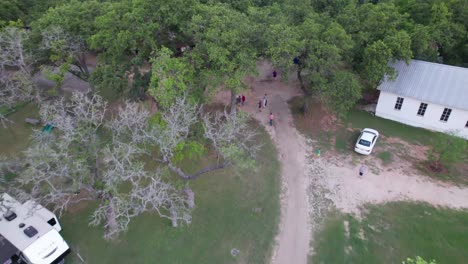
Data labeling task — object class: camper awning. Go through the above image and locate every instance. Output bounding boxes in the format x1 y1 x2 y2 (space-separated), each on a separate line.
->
0 234 18 263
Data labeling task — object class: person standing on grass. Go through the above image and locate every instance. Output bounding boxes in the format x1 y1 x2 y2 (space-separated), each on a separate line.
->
258 99 262 112
241 94 246 106
269 112 274 126
263 94 268 108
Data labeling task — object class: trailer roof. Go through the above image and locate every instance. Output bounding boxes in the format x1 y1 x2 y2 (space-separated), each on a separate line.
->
0 194 55 251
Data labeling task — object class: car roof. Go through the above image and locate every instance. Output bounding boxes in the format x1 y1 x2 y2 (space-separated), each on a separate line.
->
361 131 376 141
363 128 379 135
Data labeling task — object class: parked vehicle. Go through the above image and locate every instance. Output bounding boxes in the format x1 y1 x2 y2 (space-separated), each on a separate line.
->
0 194 70 264
354 128 379 155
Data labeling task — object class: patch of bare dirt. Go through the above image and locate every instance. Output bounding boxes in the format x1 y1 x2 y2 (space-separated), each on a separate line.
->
65 190 95 214
289 97 339 137
315 156 468 215
383 136 429 161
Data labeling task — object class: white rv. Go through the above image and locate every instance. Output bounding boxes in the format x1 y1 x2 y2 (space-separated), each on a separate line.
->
0 194 70 264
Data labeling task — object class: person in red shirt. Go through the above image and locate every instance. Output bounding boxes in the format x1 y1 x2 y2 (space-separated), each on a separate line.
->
241 94 246 106
269 112 274 126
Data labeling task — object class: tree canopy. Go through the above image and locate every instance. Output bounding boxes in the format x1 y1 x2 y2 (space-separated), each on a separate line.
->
1 0 467 239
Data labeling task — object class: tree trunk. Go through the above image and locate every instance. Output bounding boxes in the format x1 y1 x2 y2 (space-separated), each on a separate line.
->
76 53 90 77
230 89 237 114
170 205 178 227
185 188 195 209
297 69 305 93
105 200 119 239
168 162 228 181
297 69 313 114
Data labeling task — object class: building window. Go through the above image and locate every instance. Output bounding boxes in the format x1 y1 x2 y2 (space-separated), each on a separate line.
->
394 97 404 110
417 103 428 116
440 108 452 122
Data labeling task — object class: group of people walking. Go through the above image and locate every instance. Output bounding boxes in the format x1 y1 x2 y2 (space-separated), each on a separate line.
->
258 94 274 126
236 71 279 127
236 92 274 126
236 94 246 106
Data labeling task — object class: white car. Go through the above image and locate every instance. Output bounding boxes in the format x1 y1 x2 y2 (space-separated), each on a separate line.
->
354 128 379 155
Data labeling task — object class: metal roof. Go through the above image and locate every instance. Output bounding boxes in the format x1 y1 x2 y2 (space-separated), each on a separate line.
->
378 60 468 111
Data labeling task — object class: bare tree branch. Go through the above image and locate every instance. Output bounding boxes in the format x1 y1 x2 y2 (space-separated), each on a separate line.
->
41 26 90 79
7 93 260 239
0 27 37 127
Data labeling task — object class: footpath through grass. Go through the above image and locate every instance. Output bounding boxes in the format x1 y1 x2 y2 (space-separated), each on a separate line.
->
60 122 280 264
311 202 468 264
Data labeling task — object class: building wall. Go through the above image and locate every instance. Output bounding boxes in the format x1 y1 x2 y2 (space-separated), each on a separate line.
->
376 91 468 139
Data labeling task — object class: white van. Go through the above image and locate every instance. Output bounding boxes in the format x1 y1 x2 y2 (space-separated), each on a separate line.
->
0 194 70 264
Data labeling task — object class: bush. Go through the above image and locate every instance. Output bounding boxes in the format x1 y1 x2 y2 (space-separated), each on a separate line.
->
429 132 468 172
403 256 437 264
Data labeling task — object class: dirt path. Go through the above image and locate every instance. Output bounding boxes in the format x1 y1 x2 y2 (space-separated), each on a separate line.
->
320 161 468 214
242 61 311 264
216 60 468 264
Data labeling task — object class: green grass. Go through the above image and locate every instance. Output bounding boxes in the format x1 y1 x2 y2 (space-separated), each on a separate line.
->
60 122 280 264
377 151 393 165
288 96 436 146
311 203 468 264
334 130 360 153
344 110 435 145
0 104 39 157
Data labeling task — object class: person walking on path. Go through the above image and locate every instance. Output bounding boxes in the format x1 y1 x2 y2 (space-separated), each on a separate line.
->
263 94 268 108
241 94 246 106
258 99 262 112
359 165 368 177
269 112 274 126
236 95 241 106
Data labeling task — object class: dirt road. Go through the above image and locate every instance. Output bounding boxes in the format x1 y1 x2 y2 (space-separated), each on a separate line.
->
242 62 311 264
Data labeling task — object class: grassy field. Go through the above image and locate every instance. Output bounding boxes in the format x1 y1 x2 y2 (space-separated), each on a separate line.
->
310 202 468 264
0 106 281 264
289 97 435 147
343 109 436 145
0 104 39 157
59 123 280 264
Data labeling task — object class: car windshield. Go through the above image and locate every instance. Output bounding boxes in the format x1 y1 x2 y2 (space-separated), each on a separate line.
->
358 139 371 147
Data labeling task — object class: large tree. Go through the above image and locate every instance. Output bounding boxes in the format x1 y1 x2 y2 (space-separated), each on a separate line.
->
337 3 413 85
187 3 259 113
4 92 259 239
265 11 361 115
0 26 36 126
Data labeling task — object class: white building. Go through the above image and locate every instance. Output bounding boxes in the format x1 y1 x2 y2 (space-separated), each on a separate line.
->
376 59 468 139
